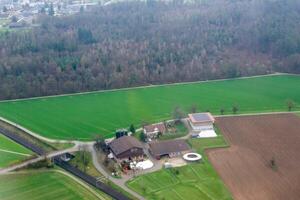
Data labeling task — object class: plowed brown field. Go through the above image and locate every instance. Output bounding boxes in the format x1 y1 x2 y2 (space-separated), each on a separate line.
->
208 114 300 200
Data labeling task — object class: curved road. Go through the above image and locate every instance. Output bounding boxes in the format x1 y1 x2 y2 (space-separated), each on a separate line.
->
1 110 300 198
89 145 146 200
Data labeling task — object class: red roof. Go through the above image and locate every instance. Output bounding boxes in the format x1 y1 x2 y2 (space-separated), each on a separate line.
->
144 123 166 133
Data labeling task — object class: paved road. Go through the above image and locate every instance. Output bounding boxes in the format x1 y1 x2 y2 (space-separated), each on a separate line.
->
54 170 108 200
2 109 299 198
0 128 129 200
54 155 130 200
89 145 146 200
89 142 167 200
0 145 79 174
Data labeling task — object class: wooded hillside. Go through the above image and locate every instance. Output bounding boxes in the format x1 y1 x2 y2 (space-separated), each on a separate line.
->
0 0 300 100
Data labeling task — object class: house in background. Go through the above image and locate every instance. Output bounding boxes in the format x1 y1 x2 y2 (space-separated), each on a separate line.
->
149 139 190 160
143 122 166 139
188 112 215 131
109 136 144 160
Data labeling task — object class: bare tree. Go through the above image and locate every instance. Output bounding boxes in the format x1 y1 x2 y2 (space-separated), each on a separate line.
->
190 104 198 113
286 99 295 111
77 144 90 172
172 106 185 123
232 105 239 114
220 108 225 115
270 157 277 170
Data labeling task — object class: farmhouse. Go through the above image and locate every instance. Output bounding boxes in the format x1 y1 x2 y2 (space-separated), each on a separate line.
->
149 139 190 159
143 123 166 139
188 112 215 131
109 136 144 160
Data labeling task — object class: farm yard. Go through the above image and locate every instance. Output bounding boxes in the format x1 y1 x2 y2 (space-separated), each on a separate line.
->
0 134 33 168
0 74 299 140
208 114 300 200
0 170 111 200
126 136 232 200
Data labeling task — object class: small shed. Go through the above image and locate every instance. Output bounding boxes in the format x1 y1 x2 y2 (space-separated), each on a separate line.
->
144 123 166 139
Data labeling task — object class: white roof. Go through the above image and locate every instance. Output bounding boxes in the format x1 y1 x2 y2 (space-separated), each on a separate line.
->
198 130 217 138
136 160 154 170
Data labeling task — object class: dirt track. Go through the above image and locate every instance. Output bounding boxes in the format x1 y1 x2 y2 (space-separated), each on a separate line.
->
207 114 300 200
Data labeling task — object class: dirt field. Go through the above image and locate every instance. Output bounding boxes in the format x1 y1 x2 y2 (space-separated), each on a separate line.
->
207 114 300 200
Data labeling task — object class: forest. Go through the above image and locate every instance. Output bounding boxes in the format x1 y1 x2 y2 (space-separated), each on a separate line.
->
0 0 300 100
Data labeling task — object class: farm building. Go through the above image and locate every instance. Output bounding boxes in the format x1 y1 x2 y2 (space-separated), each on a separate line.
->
109 136 144 160
188 112 215 131
143 123 166 139
149 139 190 159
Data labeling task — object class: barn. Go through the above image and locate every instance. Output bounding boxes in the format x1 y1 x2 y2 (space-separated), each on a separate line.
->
109 136 144 160
149 139 190 160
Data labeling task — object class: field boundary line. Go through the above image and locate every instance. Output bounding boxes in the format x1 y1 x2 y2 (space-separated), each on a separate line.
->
189 165 202 180
194 184 215 200
0 148 31 156
0 73 295 103
149 181 181 194
54 170 107 200
0 170 107 200
172 188 185 200
214 111 300 118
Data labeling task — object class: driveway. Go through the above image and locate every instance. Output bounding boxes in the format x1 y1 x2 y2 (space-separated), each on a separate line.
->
89 145 146 200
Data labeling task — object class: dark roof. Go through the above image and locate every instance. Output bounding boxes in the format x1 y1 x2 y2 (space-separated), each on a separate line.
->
188 113 215 123
109 136 143 156
149 140 190 156
144 123 166 133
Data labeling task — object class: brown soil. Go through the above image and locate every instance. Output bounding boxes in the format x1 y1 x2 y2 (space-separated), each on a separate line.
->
207 114 300 200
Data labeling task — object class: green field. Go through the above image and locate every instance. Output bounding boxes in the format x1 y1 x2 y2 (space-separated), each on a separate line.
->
0 170 110 200
0 134 33 168
0 74 299 140
127 135 232 200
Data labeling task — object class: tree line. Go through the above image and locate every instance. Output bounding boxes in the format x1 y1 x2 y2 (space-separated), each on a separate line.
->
0 0 300 100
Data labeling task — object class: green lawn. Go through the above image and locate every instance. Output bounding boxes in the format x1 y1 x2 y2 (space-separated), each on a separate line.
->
0 134 33 168
0 170 110 200
70 151 104 178
127 135 232 200
159 122 188 140
0 74 299 140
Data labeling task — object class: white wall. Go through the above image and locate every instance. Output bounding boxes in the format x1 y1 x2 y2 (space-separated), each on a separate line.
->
189 121 214 131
